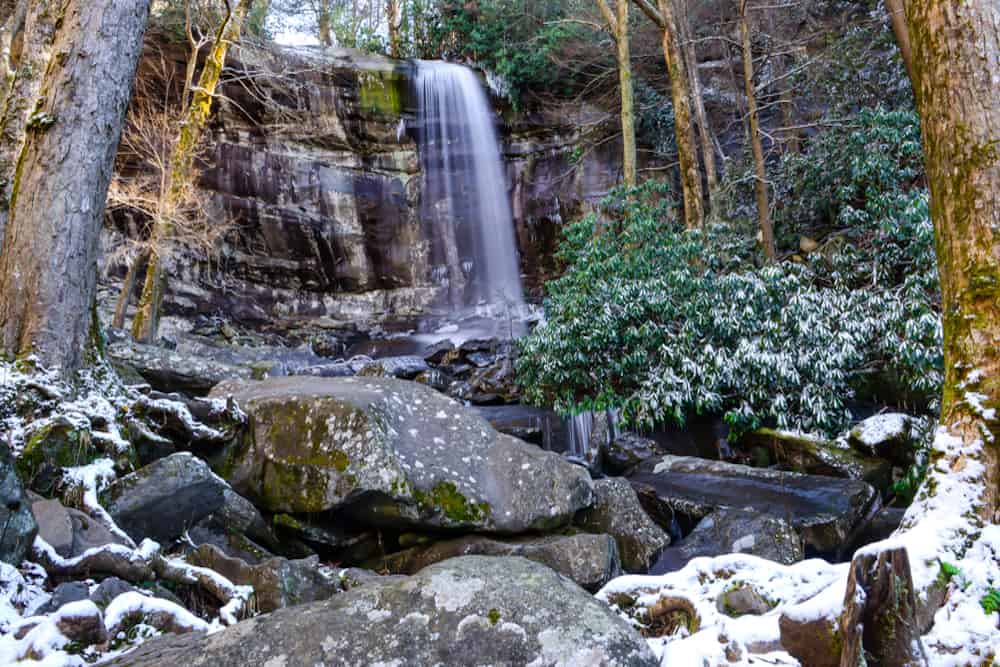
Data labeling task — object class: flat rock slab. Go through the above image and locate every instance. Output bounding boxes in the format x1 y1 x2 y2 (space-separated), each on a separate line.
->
103 555 658 667
211 376 593 533
629 455 877 553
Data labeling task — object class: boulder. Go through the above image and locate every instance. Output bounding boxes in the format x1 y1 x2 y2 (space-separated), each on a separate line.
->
90 577 136 608
738 428 891 490
187 487 282 563
374 533 622 591
103 556 659 667
848 413 917 465
0 445 37 565
575 478 670 572
630 456 876 554
38 581 91 614
210 377 593 533
354 355 429 379
189 544 342 613
717 581 775 617
651 508 802 574
603 433 664 475
16 416 100 495
102 453 228 544
107 340 251 395
31 497 129 558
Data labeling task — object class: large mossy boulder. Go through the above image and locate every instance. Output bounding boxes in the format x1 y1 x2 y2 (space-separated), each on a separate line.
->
16 416 100 495
104 555 658 667
210 377 593 533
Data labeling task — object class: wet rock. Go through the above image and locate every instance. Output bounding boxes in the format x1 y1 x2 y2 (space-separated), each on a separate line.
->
374 533 622 592
103 556 658 667
270 513 378 562
189 544 342 613
738 428 891 491
848 413 918 465
211 377 593 533
630 455 876 554
421 340 456 364
603 433 664 475
575 478 670 573
300 362 355 378
102 453 228 544
448 356 520 404
0 445 37 565
354 355 429 379
650 509 803 573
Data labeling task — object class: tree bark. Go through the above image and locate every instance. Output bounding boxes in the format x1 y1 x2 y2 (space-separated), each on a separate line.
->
838 547 928 667
318 0 334 46
596 0 637 188
907 0 1000 517
633 0 703 228
678 0 718 212
132 0 253 343
885 0 914 86
387 0 402 58
739 0 775 260
0 0 151 374
0 0 58 253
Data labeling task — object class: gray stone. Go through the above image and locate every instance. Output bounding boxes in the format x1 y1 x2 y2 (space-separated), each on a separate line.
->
0 445 37 565
651 509 804 573
848 413 918 465
90 577 136 608
603 433 664 475
717 582 775 617
630 455 877 554
38 581 91 614
210 377 593 533
354 355 429 379
375 533 622 591
107 340 252 395
103 556 658 667
32 498 74 557
102 453 228 543
576 478 671 573
189 544 342 613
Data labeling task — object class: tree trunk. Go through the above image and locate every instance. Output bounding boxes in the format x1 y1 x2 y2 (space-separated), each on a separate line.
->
318 0 333 46
596 0 637 188
838 547 928 667
387 0 402 58
643 0 703 229
112 249 149 331
885 0 914 86
906 0 1000 517
739 0 774 260
132 0 252 343
0 0 58 253
0 0 151 374
678 0 717 212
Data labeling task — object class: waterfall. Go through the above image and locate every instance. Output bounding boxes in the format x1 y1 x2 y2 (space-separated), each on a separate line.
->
413 61 525 314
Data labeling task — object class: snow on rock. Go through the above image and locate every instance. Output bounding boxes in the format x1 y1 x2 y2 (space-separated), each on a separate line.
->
104 591 210 636
849 413 910 448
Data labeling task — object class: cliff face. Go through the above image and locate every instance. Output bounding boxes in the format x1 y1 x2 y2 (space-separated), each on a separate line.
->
102 40 624 334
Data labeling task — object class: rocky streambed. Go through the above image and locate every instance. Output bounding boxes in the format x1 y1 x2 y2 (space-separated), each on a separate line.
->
0 329 926 665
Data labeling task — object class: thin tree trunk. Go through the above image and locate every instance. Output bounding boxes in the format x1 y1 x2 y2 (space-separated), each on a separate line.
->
0 0 151 374
907 0 1000 517
885 0 914 86
112 249 149 331
740 0 774 260
318 0 333 46
679 0 718 211
132 0 252 343
596 0 637 188
387 0 402 58
633 0 703 228
0 0 58 253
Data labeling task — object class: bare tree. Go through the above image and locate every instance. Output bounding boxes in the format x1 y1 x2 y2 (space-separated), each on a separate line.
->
132 0 254 343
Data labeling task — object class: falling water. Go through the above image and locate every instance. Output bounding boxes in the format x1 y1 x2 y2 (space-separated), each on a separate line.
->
414 61 525 313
